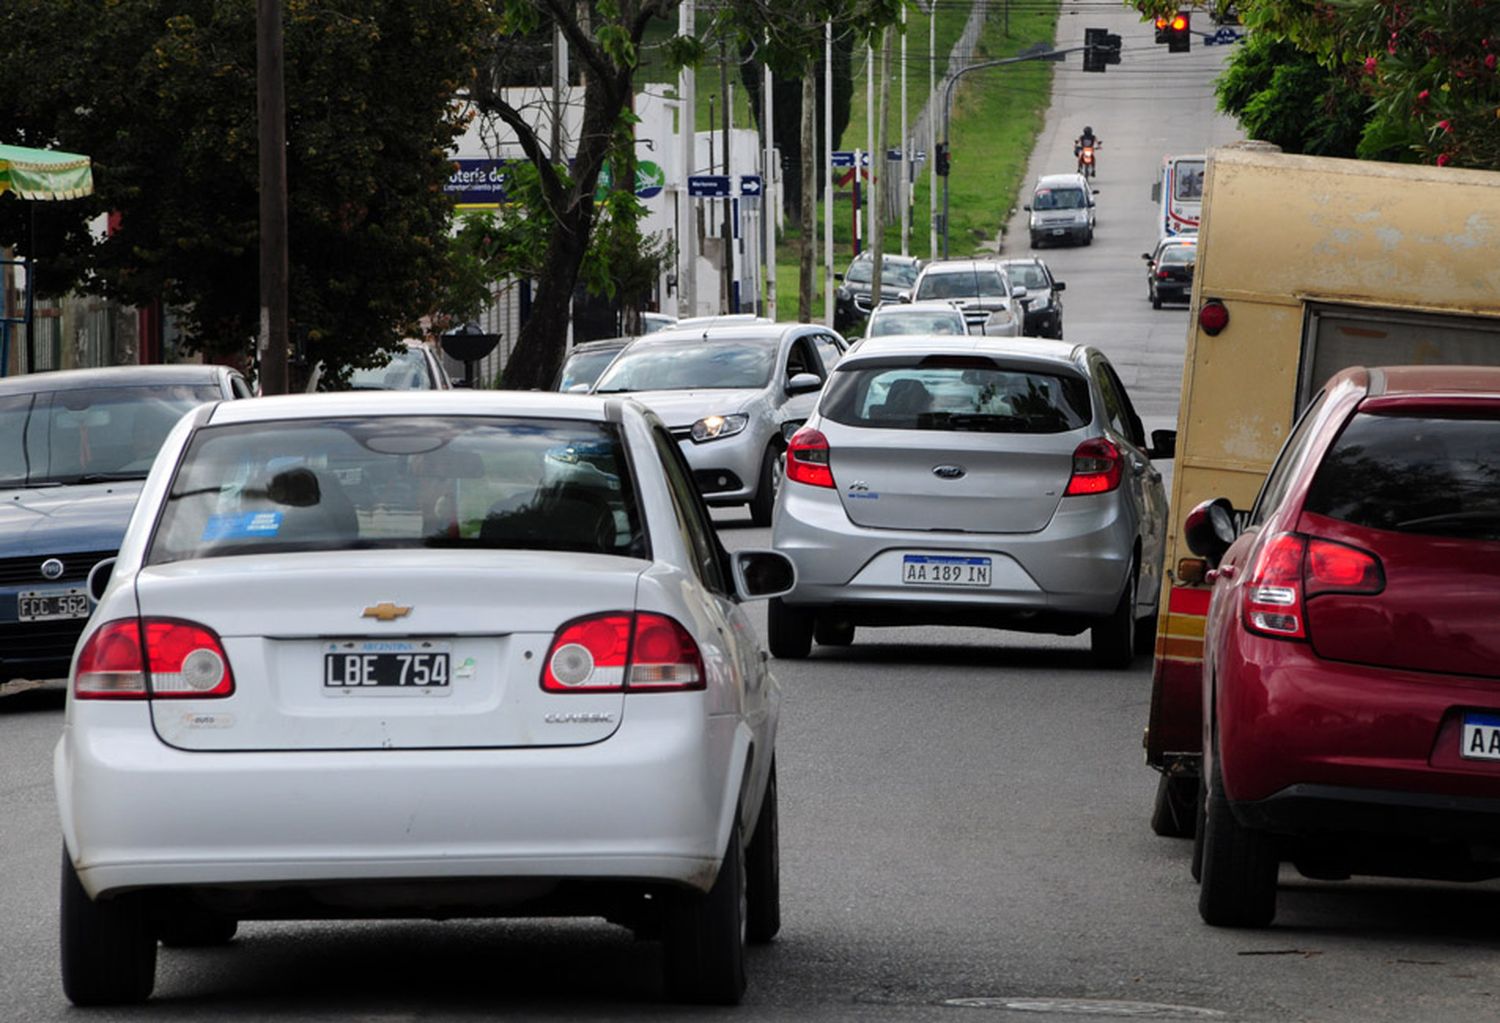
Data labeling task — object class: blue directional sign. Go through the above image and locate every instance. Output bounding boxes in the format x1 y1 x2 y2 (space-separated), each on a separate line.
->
739 175 763 197
1204 26 1241 45
688 175 731 198
830 151 871 168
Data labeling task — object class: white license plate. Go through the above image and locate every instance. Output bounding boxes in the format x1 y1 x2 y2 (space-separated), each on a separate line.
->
18 588 90 622
323 640 452 694
902 555 991 587
1460 712 1500 761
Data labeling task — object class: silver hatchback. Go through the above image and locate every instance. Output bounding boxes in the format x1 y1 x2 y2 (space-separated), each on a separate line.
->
768 337 1173 667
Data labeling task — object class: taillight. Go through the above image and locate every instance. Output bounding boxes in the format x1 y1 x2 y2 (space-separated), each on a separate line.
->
1304 537 1384 597
75 620 147 699
1156 269 1171 279
1064 437 1122 496
786 427 835 489
541 612 704 693
74 618 235 699
1243 532 1307 639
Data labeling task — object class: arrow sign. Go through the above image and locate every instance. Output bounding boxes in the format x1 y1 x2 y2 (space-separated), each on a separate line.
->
687 175 730 198
831 151 855 168
739 175 763 197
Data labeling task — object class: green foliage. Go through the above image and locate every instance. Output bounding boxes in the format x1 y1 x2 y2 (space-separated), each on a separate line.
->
1216 33 1369 157
0 0 496 378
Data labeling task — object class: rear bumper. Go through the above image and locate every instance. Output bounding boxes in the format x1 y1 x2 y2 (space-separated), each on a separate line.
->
57 698 745 900
1237 783 1500 842
772 482 1135 622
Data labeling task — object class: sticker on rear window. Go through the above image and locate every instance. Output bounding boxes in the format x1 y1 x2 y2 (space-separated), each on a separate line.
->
202 511 283 541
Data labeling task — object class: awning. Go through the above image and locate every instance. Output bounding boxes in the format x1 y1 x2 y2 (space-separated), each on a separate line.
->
0 143 94 200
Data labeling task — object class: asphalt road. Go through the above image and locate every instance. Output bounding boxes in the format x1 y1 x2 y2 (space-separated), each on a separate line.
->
4 4 1500 1021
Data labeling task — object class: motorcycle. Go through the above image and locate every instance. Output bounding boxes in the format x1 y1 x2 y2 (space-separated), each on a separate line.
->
1076 143 1097 178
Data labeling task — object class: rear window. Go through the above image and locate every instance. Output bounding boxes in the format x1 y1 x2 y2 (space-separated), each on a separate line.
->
821 359 1091 433
148 416 647 564
1304 413 1500 540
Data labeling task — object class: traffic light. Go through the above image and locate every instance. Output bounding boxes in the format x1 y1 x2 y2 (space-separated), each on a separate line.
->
1104 32 1122 64
935 143 951 177
1168 11 1191 52
1083 27 1106 72
1154 15 1170 43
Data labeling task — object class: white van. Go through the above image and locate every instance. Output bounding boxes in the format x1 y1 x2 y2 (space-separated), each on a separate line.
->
1025 173 1097 247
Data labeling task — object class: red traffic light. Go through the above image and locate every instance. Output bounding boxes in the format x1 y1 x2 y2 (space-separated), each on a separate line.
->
1155 15 1169 29
1170 13 1188 30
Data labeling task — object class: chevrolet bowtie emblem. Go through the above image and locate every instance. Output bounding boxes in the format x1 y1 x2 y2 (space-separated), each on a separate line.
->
362 602 412 622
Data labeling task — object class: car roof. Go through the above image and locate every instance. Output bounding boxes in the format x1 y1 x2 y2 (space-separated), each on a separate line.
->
841 335 1085 366
916 259 1008 274
566 337 633 354
633 322 799 345
1351 365 1500 397
205 389 628 426
870 302 964 315
0 364 230 396
1037 173 1089 188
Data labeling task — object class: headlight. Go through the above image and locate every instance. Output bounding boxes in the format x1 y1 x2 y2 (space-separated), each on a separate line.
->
690 413 749 442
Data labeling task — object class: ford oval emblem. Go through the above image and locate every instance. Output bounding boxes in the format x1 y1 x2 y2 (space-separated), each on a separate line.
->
40 558 65 580
932 465 966 480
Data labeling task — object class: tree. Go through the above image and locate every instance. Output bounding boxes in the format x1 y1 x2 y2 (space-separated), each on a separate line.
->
469 0 678 390
1131 0 1500 170
1215 34 1369 158
0 0 493 381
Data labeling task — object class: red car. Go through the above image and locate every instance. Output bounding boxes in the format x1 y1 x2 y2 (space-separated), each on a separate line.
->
1185 365 1500 927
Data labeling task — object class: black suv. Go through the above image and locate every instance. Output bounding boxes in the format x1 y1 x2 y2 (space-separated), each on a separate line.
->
997 257 1066 339
834 253 922 334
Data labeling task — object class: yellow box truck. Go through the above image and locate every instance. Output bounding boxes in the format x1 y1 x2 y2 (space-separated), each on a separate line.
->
1146 142 1500 836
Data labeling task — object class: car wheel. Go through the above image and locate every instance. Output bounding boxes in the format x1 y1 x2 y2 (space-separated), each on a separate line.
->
767 598 813 659
1151 284 1162 310
1191 773 1206 882
745 760 781 944
813 616 854 647
1090 567 1136 669
1083 228 1094 246
156 909 238 948
1029 233 1041 249
1198 754 1279 927
60 847 156 1006
747 445 780 528
663 821 747 1004
1134 608 1159 657
1150 772 1198 839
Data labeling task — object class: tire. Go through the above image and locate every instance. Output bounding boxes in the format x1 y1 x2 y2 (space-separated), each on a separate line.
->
663 821 747 1004
1090 567 1137 669
767 598 812 659
745 761 781 944
1134 609 1160 659
1083 228 1094 246
1150 772 1198 839
156 910 238 948
747 445 781 527
1198 756 1279 927
813 616 854 647
1029 233 1041 249
60 847 156 1006
1191 775 1206 882
1151 284 1163 310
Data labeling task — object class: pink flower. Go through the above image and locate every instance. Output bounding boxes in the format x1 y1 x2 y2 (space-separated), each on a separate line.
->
1364 55 1379 74
1438 119 1452 132
1388 32 1399 54
1487 54 1497 70
1437 153 1452 166
1416 89 1430 103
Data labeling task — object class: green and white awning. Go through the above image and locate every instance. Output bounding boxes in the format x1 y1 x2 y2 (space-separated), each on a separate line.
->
0 143 94 200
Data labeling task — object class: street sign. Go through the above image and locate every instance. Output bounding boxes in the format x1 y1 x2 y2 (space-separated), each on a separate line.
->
740 175 763 197
688 175 731 198
1205 26 1242 45
830 151 870 168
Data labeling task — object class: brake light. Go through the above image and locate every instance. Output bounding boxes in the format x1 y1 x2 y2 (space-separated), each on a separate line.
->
75 620 147 698
1243 532 1307 639
1304 537 1384 597
1156 269 1171 279
75 618 234 699
1064 437 1122 495
786 427 835 489
541 612 704 693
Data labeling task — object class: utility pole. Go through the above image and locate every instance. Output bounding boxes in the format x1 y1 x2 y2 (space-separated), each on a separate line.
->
719 39 733 313
928 9 937 261
677 0 697 317
763 45 776 321
871 27 890 298
256 0 289 395
823 20 834 328
865 43 874 262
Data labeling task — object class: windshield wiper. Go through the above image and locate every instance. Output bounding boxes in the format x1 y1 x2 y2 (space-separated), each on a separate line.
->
71 472 150 484
0 479 64 489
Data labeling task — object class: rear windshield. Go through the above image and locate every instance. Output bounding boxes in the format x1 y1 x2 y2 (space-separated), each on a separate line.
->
867 311 966 337
1304 412 1500 540
821 359 1091 433
915 269 1008 301
0 384 220 488
148 416 647 564
1004 263 1050 290
1159 247 1195 265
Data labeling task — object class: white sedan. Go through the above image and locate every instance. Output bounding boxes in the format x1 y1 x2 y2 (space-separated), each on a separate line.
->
55 391 792 1007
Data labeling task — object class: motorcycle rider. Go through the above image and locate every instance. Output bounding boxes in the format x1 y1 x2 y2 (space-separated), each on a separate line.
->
1074 126 1100 176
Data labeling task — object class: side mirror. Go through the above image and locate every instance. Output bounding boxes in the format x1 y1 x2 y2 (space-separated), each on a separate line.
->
451 379 472 389
897 290 912 304
834 272 845 282
731 549 796 601
1183 497 1238 569
1149 428 1177 460
1052 281 1066 292
1022 203 1032 212
1011 285 1028 299
786 372 823 396
566 382 591 394
87 557 116 604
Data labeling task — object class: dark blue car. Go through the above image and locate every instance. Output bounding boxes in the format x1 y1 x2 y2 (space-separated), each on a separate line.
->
0 365 249 687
